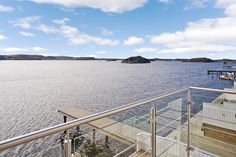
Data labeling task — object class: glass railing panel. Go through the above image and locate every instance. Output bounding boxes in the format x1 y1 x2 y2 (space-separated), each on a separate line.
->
72 126 118 157
99 105 152 157
78 99 176 157
0 133 65 157
68 105 152 157
27 144 65 157
190 90 236 157
153 94 189 157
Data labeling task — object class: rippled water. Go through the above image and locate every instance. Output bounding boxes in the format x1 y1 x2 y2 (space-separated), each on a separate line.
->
0 60 232 156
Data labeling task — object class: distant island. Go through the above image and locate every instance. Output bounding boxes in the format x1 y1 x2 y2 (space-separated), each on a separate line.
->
0 54 235 63
184 57 214 62
121 56 150 64
0 54 119 61
150 57 235 63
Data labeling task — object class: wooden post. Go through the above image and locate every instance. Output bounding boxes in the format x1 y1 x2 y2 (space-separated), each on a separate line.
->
64 116 67 134
105 135 109 145
93 129 96 144
64 115 67 123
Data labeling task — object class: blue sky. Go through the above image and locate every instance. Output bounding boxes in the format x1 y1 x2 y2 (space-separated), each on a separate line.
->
0 0 236 59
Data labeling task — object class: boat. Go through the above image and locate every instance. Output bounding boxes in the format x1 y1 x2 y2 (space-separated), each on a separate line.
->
220 74 232 80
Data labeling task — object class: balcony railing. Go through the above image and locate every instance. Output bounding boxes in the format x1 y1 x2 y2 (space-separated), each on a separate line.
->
0 86 236 157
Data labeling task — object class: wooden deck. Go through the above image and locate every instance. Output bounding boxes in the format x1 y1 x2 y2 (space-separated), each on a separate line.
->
167 111 236 157
58 106 144 146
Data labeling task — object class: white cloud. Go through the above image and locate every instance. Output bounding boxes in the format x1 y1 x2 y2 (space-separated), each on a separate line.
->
12 16 118 46
59 7 76 13
96 50 107 54
150 16 236 46
0 5 14 12
159 0 172 3
11 16 40 29
28 0 148 13
0 46 48 54
30 47 47 53
100 27 113 36
19 31 35 37
134 47 158 53
11 16 57 33
60 25 119 46
36 24 57 33
184 0 209 10
215 0 236 16
150 0 236 55
1 47 28 53
159 44 236 54
124 36 144 45
52 18 70 25
0 35 7 41
191 0 208 6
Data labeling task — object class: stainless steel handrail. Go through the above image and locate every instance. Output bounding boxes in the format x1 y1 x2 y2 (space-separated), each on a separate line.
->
0 87 189 151
190 86 236 94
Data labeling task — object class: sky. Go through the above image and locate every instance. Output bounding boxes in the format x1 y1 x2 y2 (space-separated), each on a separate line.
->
0 0 236 59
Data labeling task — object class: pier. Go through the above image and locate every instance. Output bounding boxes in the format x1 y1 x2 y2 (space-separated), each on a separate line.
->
207 69 236 75
58 106 143 145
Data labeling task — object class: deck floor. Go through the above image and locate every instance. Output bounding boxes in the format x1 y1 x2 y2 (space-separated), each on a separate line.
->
167 111 236 157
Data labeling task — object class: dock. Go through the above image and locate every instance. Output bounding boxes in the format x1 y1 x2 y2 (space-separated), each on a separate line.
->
58 106 144 145
207 69 236 75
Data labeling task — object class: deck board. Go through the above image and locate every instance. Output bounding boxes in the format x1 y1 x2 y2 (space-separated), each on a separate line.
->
58 106 144 145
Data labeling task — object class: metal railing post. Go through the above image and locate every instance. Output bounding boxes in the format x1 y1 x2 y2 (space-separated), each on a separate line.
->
186 89 193 157
64 129 72 157
150 107 157 157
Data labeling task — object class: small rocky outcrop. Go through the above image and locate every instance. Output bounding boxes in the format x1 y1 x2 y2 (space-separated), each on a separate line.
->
187 57 214 63
121 56 151 64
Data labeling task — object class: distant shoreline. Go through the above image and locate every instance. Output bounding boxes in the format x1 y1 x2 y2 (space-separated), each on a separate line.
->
0 54 235 63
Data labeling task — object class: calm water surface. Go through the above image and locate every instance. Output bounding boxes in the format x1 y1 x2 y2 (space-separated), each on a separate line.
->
0 60 232 156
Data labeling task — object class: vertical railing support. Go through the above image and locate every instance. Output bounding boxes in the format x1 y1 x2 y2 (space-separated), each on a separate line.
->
64 129 72 157
150 107 157 157
186 89 194 157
